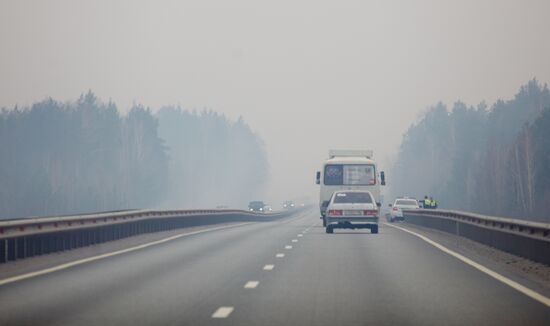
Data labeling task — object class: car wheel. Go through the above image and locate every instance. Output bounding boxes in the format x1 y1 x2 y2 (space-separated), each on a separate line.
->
371 225 379 234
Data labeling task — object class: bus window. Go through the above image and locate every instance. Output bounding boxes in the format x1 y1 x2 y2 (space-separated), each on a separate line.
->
324 164 375 185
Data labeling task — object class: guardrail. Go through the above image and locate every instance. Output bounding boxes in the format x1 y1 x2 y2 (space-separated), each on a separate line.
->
0 209 296 264
402 209 550 265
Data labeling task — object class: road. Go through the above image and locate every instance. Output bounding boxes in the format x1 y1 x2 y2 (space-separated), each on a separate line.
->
0 209 548 325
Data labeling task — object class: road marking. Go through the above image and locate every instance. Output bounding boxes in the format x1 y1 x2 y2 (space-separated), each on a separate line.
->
263 264 275 271
384 222 550 308
292 239 298 242
244 281 259 289
0 222 254 287
297 234 303 237
212 307 234 318
276 253 285 258
285 245 293 249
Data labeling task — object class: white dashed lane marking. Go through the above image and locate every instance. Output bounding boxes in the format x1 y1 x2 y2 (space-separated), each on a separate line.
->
212 307 234 318
263 264 275 271
276 253 285 258
244 281 259 289
297 234 303 237
292 239 298 242
285 245 293 249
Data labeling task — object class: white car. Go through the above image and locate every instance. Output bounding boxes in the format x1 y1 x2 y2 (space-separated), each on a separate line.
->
325 190 379 234
389 198 420 222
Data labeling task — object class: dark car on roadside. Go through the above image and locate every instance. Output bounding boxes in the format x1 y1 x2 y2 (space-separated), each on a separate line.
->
248 201 265 212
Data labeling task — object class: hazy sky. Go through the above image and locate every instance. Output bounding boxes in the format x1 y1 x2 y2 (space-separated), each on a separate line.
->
1 0 549 204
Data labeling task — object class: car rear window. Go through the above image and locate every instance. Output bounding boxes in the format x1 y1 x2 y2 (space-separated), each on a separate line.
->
333 192 373 204
395 199 417 206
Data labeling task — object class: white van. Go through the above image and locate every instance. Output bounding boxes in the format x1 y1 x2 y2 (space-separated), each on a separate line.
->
316 150 385 226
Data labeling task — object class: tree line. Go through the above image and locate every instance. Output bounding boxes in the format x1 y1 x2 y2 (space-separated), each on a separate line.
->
390 79 550 221
0 92 267 219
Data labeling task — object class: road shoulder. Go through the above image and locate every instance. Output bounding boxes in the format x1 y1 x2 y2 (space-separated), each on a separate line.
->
385 221 550 299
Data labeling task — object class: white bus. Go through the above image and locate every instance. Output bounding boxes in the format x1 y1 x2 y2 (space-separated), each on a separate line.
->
316 150 385 225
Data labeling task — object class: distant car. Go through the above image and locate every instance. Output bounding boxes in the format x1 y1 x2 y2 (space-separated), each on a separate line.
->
389 198 420 222
248 201 265 212
283 201 295 209
264 205 273 212
324 190 379 234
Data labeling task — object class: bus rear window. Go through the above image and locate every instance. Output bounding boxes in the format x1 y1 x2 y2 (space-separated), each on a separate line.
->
324 164 375 185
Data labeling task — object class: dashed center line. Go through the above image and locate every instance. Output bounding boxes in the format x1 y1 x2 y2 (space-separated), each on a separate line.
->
212 307 234 318
263 264 275 271
292 239 298 242
276 253 285 258
244 281 259 289
285 245 293 249
297 234 303 237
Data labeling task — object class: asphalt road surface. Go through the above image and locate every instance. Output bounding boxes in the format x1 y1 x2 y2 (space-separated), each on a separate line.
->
0 209 548 325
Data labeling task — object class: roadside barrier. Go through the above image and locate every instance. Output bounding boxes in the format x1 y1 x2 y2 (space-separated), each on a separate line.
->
0 209 295 263
402 209 550 265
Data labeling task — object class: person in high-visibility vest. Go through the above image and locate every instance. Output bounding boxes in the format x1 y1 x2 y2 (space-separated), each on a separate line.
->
431 197 437 209
424 196 431 208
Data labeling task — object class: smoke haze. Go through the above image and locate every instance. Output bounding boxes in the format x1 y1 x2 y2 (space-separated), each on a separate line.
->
1 0 549 205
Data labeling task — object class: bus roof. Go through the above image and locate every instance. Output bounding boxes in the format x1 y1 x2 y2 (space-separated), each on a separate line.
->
328 149 373 159
325 156 375 165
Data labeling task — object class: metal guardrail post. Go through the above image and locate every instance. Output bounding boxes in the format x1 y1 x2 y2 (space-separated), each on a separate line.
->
1 239 6 263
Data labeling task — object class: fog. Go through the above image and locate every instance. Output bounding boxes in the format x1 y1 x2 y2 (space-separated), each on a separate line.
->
1 0 550 208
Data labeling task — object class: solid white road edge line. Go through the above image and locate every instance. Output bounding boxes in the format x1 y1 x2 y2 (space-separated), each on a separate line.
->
0 222 254 287
212 307 234 318
383 222 550 308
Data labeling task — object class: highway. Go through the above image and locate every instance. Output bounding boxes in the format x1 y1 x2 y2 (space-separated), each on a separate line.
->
0 209 548 325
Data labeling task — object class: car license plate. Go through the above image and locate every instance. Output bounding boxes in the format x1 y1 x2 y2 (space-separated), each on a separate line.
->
344 210 362 216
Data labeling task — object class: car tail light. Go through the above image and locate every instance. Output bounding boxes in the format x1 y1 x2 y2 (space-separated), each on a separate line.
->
363 209 378 216
392 207 399 211
328 209 343 216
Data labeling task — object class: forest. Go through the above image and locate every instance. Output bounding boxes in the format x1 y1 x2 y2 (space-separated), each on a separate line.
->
390 79 550 221
0 92 267 219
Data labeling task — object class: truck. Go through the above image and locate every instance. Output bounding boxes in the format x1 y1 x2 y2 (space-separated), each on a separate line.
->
315 149 386 226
